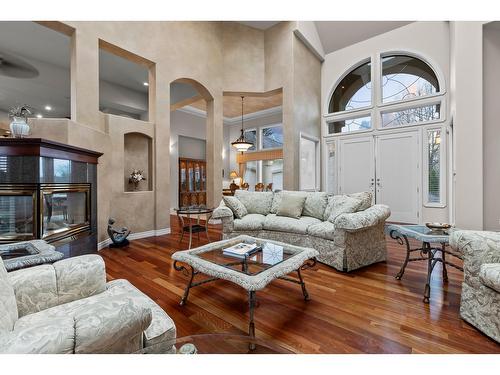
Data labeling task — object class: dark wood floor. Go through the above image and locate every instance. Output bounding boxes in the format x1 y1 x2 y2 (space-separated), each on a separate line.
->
99 216 500 353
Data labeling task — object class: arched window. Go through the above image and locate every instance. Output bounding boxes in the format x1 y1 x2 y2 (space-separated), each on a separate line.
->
329 61 371 113
326 54 444 134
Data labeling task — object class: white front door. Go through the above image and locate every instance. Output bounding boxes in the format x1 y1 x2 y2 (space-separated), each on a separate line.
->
376 131 420 223
338 136 375 197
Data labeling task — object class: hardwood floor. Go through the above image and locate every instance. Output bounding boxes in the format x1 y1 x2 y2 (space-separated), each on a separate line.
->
99 216 500 353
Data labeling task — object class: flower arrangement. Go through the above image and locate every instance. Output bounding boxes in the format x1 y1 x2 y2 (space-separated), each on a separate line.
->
8 104 32 120
129 169 146 190
8 105 33 138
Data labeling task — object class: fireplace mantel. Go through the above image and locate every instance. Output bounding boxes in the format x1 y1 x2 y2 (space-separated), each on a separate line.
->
0 138 103 164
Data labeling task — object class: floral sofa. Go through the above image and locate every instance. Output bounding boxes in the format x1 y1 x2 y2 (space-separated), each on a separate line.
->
212 190 391 272
0 254 176 353
450 230 500 343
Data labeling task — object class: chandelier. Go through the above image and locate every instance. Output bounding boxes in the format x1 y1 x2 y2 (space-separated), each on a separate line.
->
231 96 253 152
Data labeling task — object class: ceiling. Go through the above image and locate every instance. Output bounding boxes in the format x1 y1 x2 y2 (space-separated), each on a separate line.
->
237 21 280 30
185 91 283 118
315 21 412 53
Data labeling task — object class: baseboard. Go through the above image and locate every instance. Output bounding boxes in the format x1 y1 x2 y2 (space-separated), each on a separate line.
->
97 227 171 251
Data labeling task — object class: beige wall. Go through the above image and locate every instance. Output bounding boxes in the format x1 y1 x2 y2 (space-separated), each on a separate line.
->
264 22 322 190
482 23 500 231
292 34 322 189
450 22 484 230
28 21 320 244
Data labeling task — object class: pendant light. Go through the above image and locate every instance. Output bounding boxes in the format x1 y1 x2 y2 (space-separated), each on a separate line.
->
231 96 253 152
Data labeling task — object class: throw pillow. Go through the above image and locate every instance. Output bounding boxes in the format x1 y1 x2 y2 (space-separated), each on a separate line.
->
234 190 274 215
276 194 307 219
348 191 373 211
222 196 248 219
324 195 363 223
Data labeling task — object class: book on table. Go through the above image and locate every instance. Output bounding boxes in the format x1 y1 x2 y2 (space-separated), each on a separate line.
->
222 242 260 259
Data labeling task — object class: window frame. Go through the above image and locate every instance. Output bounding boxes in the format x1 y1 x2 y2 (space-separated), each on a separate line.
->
324 52 446 136
242 127 258 152
422 124 447 208
260 123 284 150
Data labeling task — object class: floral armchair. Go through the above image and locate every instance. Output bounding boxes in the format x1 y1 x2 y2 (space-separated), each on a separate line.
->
0 254 176 353
450 230 500 343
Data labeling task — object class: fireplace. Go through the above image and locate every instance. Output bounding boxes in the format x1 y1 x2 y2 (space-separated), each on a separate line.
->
0 138 102 256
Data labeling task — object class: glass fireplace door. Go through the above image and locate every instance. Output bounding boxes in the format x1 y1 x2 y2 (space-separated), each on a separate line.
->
41 184 90 239
0 189 36 242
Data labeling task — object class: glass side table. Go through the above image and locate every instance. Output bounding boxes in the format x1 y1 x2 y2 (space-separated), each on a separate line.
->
175 206 214 249
385 224 463 303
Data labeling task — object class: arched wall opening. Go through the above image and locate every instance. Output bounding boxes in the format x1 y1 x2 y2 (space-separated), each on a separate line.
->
169 78 215 211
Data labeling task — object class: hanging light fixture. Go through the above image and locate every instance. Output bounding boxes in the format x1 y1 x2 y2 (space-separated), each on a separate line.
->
231 96 253 152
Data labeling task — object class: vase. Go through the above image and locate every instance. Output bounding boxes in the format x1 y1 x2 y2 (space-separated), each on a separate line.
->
9 117 30 138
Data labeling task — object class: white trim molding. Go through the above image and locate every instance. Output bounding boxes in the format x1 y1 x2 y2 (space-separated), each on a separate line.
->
97 227 171 251
177 104 283 126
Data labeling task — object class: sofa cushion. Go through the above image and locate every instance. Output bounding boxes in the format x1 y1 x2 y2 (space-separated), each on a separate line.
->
277 194 306 219
53 254 106 305
223 196 248 219
5 316 75 354
479 263 500 293
303 192 329 220
307 221 337 241
8 264 59 318
348 191 373 211
235 190 273 215
233 214 266 231
263 214 321 235
0 258 17 332
324 195 363 222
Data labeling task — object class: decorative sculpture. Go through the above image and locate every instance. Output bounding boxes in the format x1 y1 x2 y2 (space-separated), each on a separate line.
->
107 218 131 248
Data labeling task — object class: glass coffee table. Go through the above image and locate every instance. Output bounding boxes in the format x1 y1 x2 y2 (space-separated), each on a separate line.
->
386 224 463 303
137 333 294 354
171 235 318 348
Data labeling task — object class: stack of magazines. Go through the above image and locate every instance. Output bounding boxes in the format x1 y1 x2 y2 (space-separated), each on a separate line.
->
222 243 261 259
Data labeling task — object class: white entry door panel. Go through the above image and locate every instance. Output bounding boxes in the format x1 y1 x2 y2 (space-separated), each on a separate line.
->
376 132 420 223
339 136 375 196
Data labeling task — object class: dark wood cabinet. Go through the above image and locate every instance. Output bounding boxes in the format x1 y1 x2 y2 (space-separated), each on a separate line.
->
178 157 206 208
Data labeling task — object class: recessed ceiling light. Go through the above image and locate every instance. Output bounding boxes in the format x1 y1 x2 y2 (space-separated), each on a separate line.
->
44 105 52 111
143 82 149 86
36 114 43 118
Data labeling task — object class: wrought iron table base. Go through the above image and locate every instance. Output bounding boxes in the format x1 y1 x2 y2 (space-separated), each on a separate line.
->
390 231 463 303
173 258 316 349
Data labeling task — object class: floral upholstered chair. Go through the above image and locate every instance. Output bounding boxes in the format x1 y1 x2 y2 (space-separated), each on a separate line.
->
450 230 500 343
0 254 176 353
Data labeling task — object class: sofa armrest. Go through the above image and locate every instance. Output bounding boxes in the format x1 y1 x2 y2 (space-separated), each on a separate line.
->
450 230 500 283
54 254 107 305
212 202 234 220
334 204 391 231
73 294 152 353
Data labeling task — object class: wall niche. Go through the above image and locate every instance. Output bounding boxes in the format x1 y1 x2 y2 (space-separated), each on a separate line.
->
124 132 152 192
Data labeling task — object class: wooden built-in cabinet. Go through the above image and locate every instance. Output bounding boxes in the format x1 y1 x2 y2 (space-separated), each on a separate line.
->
178 158 206 208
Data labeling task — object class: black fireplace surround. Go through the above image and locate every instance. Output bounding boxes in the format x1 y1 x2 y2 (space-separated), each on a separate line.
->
0 138 102 258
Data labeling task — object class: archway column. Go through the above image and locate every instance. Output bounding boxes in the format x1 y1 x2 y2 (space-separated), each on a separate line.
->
205 91 223 208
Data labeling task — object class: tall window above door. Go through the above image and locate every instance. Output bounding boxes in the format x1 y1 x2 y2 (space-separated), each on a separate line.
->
326 53 445 134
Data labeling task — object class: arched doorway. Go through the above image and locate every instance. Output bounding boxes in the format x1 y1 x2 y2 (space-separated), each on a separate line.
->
169 78 216 211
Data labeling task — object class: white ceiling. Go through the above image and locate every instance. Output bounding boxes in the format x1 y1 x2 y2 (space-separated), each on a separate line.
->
237 21 280 30
314 21 412 53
